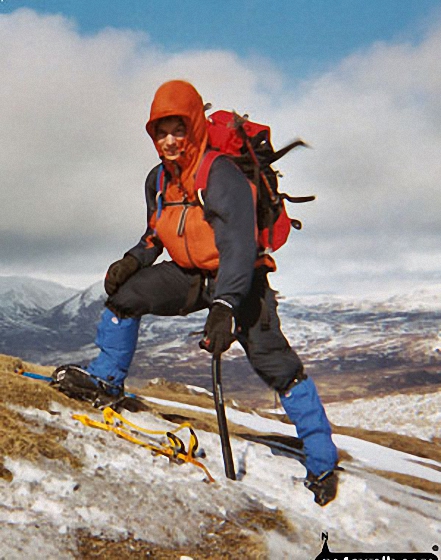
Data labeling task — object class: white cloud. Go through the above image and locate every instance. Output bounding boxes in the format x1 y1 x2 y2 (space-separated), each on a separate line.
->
269 24 441 295
1 8 440 295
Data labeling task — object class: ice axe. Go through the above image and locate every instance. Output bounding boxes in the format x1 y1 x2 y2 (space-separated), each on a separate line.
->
211 354 236 480
199 339 236 481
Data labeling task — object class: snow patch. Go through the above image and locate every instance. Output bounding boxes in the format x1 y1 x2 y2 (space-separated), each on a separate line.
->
1 392 441 557
327 390 441 441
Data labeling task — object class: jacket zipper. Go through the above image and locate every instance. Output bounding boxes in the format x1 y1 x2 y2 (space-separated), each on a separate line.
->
177 205 189 237
175 200 197 268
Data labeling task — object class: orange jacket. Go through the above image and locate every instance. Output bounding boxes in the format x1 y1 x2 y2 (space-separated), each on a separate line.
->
146 81 219 270
128 80 264 308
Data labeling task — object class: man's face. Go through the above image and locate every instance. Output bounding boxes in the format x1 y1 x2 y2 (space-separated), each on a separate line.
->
155 116 187 161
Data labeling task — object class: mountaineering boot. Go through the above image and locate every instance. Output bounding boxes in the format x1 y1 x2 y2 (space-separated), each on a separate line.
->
280 376 340 506
51 364 124 407
52 308 140 405
304 470 340 507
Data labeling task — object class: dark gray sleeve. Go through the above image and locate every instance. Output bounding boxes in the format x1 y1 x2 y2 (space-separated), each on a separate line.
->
126 165 164 267
203 156 257 309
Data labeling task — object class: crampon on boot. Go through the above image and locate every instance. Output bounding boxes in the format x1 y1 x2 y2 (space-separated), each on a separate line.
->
304 469 341 507
51 364 125 409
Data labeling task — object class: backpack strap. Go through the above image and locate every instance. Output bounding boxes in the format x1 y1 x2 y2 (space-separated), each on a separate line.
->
194 151 225 200
155 164 166 219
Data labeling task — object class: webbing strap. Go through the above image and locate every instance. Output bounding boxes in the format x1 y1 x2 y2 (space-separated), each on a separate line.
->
194 151 224 193
155 164 165 220
72 407 215 482
156 152 222 212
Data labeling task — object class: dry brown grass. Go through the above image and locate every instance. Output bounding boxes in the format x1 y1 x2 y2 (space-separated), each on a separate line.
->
314 366 441 404
0 354 87 480
368 468 441 495
75 506 293 559
0 353 53 376
0 403 82 479
0 353 89 411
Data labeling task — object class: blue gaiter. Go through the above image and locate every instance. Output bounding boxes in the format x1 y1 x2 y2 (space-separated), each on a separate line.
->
87 308 140 390
280 377 338 476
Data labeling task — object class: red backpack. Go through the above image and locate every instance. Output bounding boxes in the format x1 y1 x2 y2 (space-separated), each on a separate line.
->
196 110 315 253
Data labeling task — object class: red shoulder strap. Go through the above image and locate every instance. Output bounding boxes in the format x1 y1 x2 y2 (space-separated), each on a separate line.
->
194 151 225 193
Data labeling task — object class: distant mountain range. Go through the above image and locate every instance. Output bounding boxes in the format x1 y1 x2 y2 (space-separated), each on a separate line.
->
1 275 440 403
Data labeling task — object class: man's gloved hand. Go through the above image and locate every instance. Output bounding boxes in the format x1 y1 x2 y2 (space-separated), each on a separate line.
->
199 302 235 357
104 254 140 296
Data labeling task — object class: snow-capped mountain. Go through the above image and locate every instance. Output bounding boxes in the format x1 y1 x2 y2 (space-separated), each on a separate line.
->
0 276 440 403
0 276 78 317
0 279 104 359
0 276 81 363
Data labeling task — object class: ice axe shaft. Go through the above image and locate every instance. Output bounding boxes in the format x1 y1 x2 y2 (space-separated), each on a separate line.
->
211 355 236 480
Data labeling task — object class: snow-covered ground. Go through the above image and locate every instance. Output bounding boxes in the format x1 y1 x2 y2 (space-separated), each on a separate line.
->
326 390 441 442
1 392 440 559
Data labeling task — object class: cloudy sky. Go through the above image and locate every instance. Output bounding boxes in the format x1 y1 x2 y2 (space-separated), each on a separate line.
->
1 0 441 297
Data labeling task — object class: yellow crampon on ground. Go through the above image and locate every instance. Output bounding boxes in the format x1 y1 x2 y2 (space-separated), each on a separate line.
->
72 407 215 482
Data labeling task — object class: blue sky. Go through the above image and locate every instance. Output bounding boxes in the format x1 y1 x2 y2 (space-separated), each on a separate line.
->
3 0 440 78
1 1 441 295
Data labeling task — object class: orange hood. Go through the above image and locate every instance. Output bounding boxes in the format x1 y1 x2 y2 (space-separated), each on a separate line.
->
146 80 208 197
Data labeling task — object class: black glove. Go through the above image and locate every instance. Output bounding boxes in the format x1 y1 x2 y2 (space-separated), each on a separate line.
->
199 302 235 357
104 254 140 296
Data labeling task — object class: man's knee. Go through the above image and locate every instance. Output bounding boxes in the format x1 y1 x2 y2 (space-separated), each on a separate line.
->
251 347 307 393
105 298 141 319
106 280 146 319
275 362 308 394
